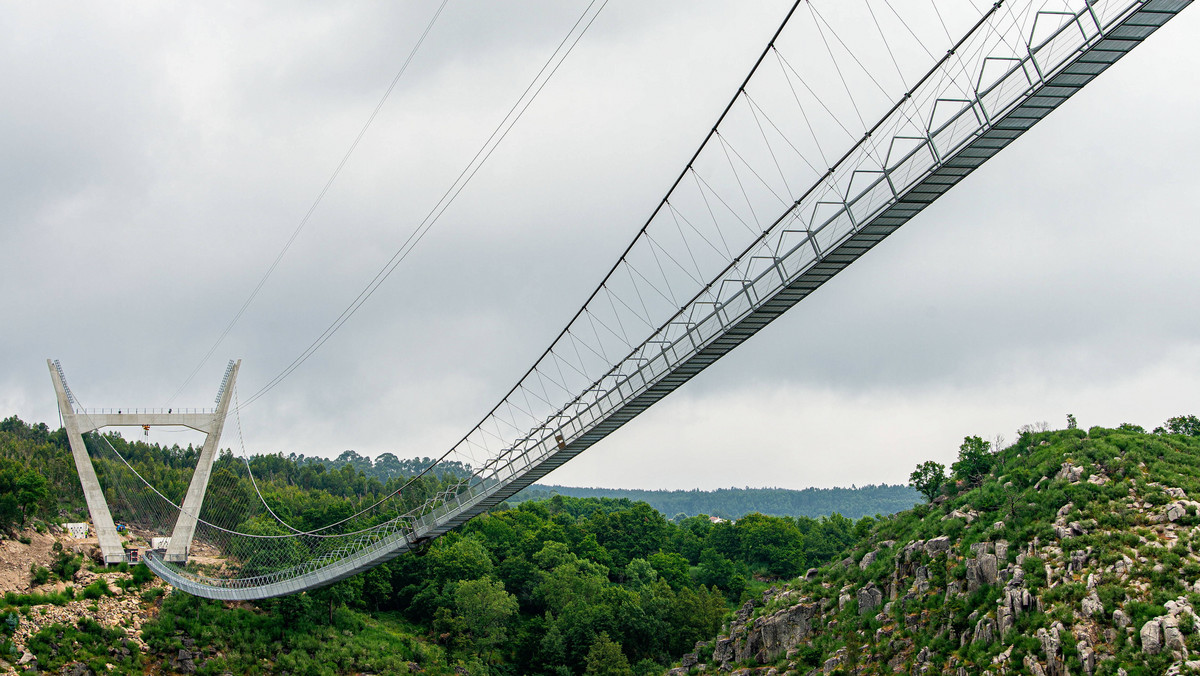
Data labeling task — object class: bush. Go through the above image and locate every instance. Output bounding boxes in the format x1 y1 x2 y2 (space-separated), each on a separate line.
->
50 551 81 581
131 563 156 586
30 565 51 586
1022 557 1048 589
26 617 140 673
3 590 71 607
1127 601 1167 629
82 579 110 600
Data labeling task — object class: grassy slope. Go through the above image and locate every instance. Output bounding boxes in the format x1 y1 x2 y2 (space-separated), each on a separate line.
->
685 425 1200 675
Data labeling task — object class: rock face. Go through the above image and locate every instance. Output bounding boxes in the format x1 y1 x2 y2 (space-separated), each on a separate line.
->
857 583 882 615
670 428 1200 676
1081 590 1103 618
998 569 1035 636
924 536 951 556
715 602 816 666
966 552 998 591
973 616 996 644
1162 615 1185 653
1141 619 1163 655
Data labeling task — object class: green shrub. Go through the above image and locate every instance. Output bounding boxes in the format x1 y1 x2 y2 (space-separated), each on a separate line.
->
1126 601 1167 629
1022 557 1048 589
30 565 51 586
50 551 81 581
1097 584 1126 616
26 617 140 673
131 563 155 586
81 579 110 600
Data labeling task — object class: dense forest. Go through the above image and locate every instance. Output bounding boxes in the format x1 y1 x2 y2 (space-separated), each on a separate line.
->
0 415 874 674
509 483 920 520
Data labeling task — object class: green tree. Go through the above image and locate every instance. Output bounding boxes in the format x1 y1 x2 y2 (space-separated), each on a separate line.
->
585 632 633 676
736 512 806 577
647 552 690 590
695 548 745 598
312 576 362 625
453 577 518 661
623 558 658 589
1164 415 1200 437
15 470 48 525
951 436 993 487
909 461 947 502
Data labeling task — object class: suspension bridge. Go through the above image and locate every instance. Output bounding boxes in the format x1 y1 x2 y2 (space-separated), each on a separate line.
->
49 0 1191 600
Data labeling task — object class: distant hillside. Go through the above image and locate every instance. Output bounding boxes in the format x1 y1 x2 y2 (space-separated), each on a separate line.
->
508 483 921 520
288 449 921 519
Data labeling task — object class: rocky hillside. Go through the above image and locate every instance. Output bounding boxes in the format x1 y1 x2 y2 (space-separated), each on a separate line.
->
670 424 1200 676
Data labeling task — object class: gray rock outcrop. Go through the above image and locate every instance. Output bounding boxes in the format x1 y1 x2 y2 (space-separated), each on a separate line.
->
1141 619 1162 655
857 583 882 615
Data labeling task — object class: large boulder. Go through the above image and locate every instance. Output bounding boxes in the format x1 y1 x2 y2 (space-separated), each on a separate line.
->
1056 462 1084 483
1167 502 1188 522
1141 619 1163 655
858 583 882 615
978 553 999 585
1163 615 1186 653
732 602 817 664
859 550 877 570
924 536 951 557
1113 609 1130 629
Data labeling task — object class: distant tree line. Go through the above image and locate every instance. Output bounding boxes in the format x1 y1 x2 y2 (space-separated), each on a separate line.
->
508 483 920 520
290 449 472 481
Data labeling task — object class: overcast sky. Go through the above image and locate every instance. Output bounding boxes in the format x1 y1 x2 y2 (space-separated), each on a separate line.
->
3 2 1198 492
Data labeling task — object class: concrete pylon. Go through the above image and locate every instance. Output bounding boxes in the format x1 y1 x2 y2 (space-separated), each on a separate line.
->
47 359 241 565
47 360 126 564
165 360 240 562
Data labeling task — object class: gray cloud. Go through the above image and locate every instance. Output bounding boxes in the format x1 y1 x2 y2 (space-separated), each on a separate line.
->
3 2 1198 491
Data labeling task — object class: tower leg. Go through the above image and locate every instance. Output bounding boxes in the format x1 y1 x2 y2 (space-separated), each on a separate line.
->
165 360 240 563
47 360 126 564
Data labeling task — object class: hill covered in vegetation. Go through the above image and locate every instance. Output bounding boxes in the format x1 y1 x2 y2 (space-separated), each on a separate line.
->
673 416 1200 675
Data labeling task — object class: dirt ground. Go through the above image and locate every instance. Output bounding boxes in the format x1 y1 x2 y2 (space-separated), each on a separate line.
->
0 529 59 594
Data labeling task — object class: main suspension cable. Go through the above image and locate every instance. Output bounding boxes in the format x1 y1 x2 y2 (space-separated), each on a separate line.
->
167 1 450 406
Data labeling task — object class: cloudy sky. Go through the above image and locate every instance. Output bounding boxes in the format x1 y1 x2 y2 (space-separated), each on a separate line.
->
3 1 1198 492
